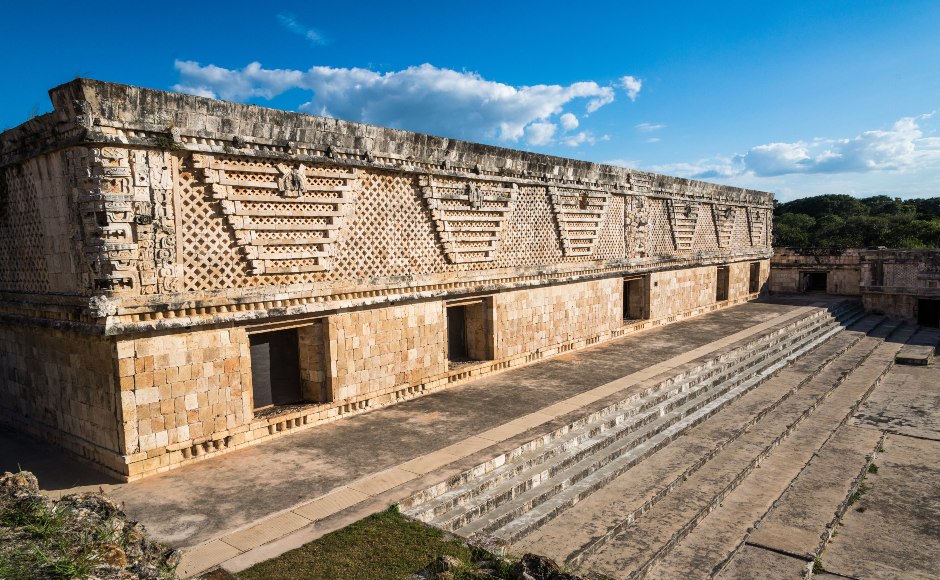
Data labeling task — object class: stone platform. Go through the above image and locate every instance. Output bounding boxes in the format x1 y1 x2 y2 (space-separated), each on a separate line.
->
5 296 937 579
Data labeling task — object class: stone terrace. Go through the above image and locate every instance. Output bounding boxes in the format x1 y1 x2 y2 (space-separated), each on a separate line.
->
0 298 827 574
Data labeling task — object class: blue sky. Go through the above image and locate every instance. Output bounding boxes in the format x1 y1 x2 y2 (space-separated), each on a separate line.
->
2 1 939 201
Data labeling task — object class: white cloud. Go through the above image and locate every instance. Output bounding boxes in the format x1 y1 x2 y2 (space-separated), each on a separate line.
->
635 122 664 132
620 76 643 101
738 115 940 177
559 112 579 131
645 137 661 144
173 61 303 100
525 122 557 146
648 114 940 182
560 131 600 147
172 60 620 146
276 13 328 45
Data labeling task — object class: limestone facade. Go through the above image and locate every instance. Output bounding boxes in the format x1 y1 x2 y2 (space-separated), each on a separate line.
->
770 248 940 323
0 80 772 479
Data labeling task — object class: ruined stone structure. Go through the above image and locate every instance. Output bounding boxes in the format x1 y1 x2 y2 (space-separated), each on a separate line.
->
770 248 940 325
0 80 772 480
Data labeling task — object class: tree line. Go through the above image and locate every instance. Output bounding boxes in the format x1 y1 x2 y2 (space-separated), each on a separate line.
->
772 194 940 249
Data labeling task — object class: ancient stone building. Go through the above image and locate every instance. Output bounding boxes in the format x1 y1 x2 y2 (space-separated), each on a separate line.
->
0 79 773 480
770 248 940 324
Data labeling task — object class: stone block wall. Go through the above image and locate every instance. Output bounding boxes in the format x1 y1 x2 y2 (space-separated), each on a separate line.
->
0 325 121 472
494 278 621 358
0 78 777 479
115 326 249 476
329 302 447 402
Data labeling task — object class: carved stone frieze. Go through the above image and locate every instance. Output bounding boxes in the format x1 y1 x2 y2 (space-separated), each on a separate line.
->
548 186 611 257
712 204 737 249
192 155 358 274
747 207 767 247
624 195 650 258
667 199 700 252
419 175 517 264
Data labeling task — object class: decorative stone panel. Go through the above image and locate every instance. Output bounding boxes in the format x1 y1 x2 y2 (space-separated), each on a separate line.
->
667 199 700 252
713 204 737 249
548 186 611 257
191 155 359 274
419 175 517 264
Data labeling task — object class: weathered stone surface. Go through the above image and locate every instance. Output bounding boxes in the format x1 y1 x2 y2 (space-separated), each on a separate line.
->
0 79 773 480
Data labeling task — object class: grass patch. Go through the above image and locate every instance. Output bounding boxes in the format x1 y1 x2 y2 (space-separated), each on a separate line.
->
867 462 879 474
847 481 868 507
238 505 505 580
813 556 825 573
0 471 176 580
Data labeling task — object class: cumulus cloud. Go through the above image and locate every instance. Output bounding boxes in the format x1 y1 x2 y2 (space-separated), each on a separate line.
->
559 112 579 131
276 13 328 45
172 60 622 146
525 122 557 146
620 76 643 101
738 115 940 177
650 114 940 181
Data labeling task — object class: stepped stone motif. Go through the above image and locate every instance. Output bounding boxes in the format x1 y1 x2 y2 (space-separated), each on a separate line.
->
0 79 773 480
192 155 358 274
548 186 611 257
419 175 517 264
713 204 737 249
667 199 700 251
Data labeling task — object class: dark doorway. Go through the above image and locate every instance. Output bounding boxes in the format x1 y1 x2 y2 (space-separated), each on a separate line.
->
803 272 828 293
918 299 940 327
749 262 761 293
716 266 730 302
447 305 469 361
623 277 648 320
249 329 302 410
446 299 492 364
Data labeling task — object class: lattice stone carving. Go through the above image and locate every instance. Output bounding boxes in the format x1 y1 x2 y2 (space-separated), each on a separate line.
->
549 187 611 257
712 204 737 249
667 199 700 252
648 199 675 255
192 155 359 274
692 205 720 253
747 207 767 247
419 175 517 264
623 195 650 258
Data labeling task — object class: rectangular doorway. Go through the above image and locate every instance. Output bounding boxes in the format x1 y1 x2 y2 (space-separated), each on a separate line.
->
918 299 940 327
446 299 492 364
716 266 730 302
249 328 302 410
749 262 761 293
802 271 828 293
623 277 648 320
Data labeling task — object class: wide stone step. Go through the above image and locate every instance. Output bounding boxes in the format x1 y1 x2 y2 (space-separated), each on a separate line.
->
457 316 862 540
404 306 856 529
576 321 914 579
408 306 865 536
506 314 886 560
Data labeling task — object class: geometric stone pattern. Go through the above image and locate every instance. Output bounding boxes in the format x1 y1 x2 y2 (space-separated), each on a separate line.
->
691 205 721 254
0 161 50 293
667 199 700 252
419 175 517 264
548 186 611 257
712 204 737 249
192 154 358 275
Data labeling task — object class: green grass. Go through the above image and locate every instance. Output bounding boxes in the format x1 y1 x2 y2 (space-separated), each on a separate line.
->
238 505 507 580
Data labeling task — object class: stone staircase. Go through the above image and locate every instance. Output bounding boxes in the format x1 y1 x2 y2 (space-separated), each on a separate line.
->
401 301 866 548
512 313 915 579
